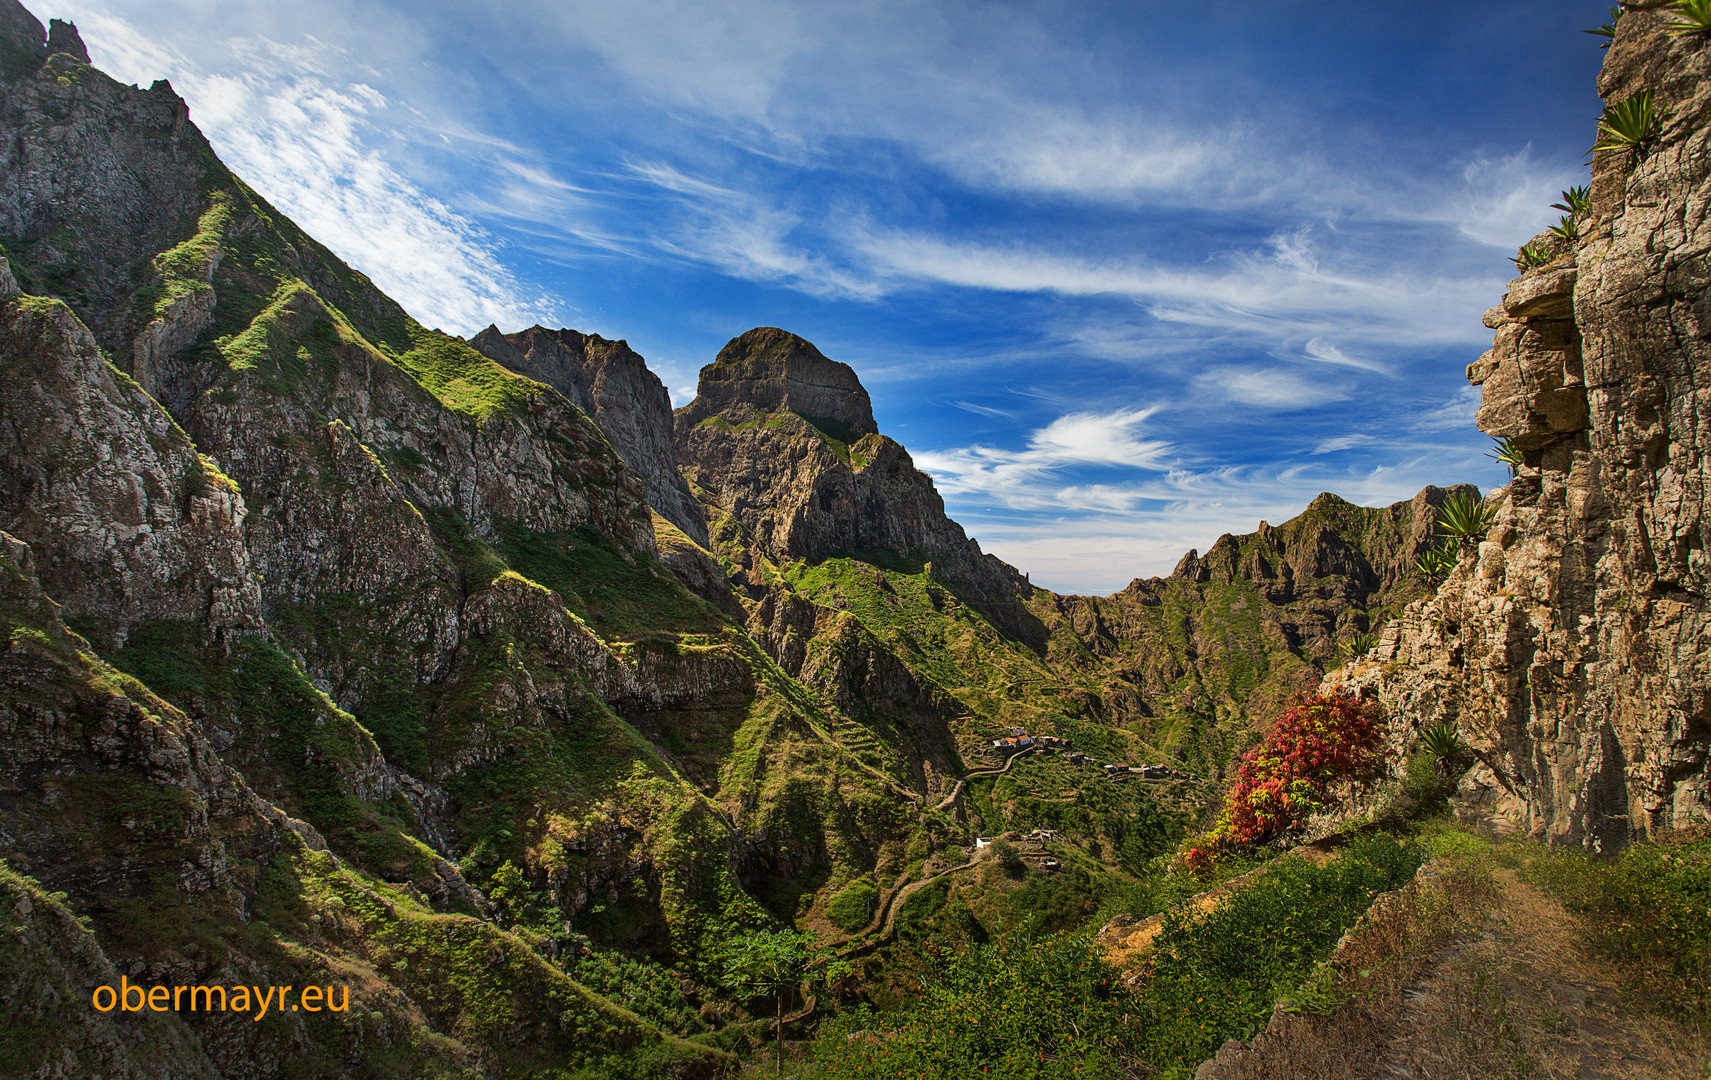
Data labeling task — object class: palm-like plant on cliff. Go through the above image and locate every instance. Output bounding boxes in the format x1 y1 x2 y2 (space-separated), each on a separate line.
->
1512 242 1554 271
1415 541 1457 580
1548 214 1581 244
1667 0 1711 35
1339 630 1379 660
1552 185 1592 219
1585 5 1622 46
1418 722 1465 763
1436 493 1497 544
1592 91 1666 159
1487 436 1525 475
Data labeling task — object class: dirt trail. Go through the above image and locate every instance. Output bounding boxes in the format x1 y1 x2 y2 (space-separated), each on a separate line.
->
830 853 986 960
1209 864 1706 1080
1362 868 1701 1080
933 750 1026 811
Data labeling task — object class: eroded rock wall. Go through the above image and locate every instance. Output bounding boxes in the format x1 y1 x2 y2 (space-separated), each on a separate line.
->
471 324 709 545
1329 5 1710 848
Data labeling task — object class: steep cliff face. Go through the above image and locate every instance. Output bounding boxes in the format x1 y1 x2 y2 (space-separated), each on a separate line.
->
0 5 938 1072
676 327 1030 630
0 285 260 647
1330 5 1710 848
471 324 709 545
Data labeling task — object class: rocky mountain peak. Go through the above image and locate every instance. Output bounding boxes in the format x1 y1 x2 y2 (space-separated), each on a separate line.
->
0 0 44 63
469 322 709 544
677 326 878 439
45 17 82 62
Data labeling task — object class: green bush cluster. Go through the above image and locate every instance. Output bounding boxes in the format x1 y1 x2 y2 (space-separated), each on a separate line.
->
812 932 1137 1080
810 834 1425 1080
1522 831 1711 1021
1137 834 1425 1077
561 936 708 1036
827 878 880 932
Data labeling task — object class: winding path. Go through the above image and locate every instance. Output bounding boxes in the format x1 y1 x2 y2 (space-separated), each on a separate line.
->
932 747 1029 811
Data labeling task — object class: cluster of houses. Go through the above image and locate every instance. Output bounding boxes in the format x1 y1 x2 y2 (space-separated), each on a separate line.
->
981 726 1203 787
1103 762 1201 781
988 726 1072 757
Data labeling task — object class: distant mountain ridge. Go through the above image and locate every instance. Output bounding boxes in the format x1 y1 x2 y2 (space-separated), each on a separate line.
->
0 2 1494 1075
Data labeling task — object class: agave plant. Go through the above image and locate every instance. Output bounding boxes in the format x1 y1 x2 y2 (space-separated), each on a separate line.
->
1592 91 1665 157
1487 436 1525 474
1512 243 1554 271
1416 544 1457 578
1437 493 1497 543
1586 5 1622 46
1667 0 1711 35
1547 214 1581 244
1418 722 1465 762
1339 631 1379 659
1551 185 1592 219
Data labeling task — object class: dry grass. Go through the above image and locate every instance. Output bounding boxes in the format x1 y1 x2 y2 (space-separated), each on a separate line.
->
1215 837 1710 1080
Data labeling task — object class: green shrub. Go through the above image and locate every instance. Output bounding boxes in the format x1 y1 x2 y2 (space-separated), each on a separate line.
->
562 936 707 1035
1400 749 1450 814
812 932 1137 1080
990 839 1026 879
1522 831 1711 1021
1138 834 1426 1076
826 879 879 932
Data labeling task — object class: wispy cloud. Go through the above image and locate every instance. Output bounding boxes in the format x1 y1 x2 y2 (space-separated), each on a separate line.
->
915 406 1174 500
70 10 555 337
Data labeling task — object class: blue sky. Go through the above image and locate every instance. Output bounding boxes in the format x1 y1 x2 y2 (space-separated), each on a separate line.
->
58 0 1610 593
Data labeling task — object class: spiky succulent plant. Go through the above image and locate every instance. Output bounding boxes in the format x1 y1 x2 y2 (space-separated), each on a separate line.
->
1592 91 1665 157
1667 0 1711 35
1551 185 1592 218
1418 722 1465 762
1415 541 1458 579
1339 631 1379 659
1487 436 1525 474
1436 493 1496 543
1586 5 1622 46
1513 243 1554 271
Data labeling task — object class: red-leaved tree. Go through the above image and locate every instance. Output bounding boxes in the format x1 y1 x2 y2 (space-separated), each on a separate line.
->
1185 689 1385 874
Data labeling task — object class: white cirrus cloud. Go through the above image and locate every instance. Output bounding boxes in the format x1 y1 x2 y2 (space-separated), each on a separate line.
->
68 10 555 337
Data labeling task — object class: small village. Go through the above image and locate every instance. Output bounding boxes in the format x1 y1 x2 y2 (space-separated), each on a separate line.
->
966 727 1205 873
984 725 1202 783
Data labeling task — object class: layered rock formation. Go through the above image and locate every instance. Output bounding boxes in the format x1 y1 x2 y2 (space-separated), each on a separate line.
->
471 324 709 544
1329 4 1710 848
676 327 1031 629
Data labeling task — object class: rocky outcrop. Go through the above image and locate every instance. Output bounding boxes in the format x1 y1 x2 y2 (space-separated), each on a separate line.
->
676 327 1032 634
0 294 261 648
676 326 878 439
0 2 216 356
472 324 709 544
1329 6 1711 848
